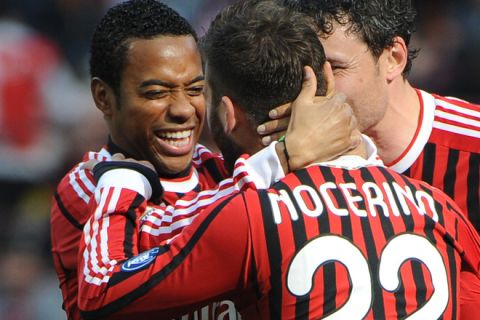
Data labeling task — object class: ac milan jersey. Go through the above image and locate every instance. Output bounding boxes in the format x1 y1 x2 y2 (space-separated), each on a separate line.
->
388 89 480 233
77 142 480 319
51 140 283 320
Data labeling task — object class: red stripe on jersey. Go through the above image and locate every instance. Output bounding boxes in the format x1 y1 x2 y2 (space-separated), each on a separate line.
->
433 94 480 111
394 90 480 234
73 169 94 197
430 94 480 151
245 164 480 319
453 151 472 217
429 126 480 153
435 104 480 126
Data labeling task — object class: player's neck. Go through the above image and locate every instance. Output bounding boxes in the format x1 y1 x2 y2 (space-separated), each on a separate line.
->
367 80 420 164
343 130 368 159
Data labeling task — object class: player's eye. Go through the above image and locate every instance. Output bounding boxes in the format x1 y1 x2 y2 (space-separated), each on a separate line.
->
144 90 169 99
186 86 204 97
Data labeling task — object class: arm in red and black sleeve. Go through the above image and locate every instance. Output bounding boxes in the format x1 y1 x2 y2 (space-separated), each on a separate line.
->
50 162 97 317
77 162 251 320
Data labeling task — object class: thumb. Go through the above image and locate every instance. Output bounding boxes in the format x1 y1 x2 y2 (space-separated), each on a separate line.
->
323 61 336 98
81 159 100 171
296 66 317 103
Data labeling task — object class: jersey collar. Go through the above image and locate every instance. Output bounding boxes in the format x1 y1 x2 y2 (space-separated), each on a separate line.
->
387 89 435 173
313 135 384 169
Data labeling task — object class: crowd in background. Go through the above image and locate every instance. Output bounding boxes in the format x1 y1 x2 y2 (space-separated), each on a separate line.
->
0 0 478 318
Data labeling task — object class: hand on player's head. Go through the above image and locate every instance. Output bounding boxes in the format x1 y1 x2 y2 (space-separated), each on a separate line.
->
281 66 360 169
257 63 336 145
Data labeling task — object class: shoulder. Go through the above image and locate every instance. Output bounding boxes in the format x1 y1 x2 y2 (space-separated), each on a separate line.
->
55 147 111 202
191 143 229 183
424 91 480 152
192 143 224 165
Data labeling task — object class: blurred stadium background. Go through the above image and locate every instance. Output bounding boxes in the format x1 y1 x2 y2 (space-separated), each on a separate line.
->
0 0 478 319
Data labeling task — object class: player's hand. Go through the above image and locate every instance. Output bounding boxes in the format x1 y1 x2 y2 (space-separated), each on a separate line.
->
257 63 342 144
280 64 360 170
257 102 291 145
81 153 157 173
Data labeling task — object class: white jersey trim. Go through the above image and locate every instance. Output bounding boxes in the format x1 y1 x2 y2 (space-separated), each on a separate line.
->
82 187 118 286
389 90 436 173
436 99 480 118
433 121 480 139
160 169 200 194
314 135 384 169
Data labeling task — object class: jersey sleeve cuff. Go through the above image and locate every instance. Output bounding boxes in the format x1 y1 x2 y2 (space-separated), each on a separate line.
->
93 162 163 202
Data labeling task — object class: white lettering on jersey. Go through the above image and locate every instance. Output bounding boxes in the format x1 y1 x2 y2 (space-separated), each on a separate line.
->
268 180 439 224
175 300 242 320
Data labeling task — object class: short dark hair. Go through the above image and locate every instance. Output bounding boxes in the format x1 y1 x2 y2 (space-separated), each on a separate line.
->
90 0 197 94
201 0 327 127
286 0 419 76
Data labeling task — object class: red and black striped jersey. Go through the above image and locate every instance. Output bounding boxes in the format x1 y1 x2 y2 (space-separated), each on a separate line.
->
77 150 480 319
388 89 480 233
51 140 283 320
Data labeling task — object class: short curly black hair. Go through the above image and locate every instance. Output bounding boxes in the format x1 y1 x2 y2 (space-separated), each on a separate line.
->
285 0 419 76
202 0 327 127
90 0 197 94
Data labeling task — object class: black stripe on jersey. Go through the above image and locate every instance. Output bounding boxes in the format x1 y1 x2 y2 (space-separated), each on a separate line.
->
339 169 357 240
286 171 310 246
467 153 480 233
395 173 429 311
313 167 332 235
290 169 321 319
258 189 283 320
443 149 459 200
123 194 144 259
307 167 335 317
421 143 436 185
443 201 461 319
352 167 384 320
376 167 408 317
376 167 406 225
202 158 227 184
81 194 241 319
317 166 340 316
54 191 83 230
362 167 396 237
441 213 458 319
446 200 475 237
419 184 453 313
246 243 262 300
418 184 442 239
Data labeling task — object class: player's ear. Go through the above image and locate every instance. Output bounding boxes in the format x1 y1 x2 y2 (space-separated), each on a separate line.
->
385 36 408 82
221 96 238 134
91 77 116 118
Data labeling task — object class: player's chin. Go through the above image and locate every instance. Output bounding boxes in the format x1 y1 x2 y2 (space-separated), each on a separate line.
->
154 154 193 176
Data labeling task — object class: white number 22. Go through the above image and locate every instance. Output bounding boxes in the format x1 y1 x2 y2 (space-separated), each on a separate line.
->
287 234 449 319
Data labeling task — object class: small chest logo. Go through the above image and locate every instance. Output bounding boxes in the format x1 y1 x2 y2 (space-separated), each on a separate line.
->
121 247 160 272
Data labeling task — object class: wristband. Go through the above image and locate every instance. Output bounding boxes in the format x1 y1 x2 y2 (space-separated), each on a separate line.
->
279 136 291 172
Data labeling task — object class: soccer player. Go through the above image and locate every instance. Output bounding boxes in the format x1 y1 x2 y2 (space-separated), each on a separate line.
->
50 0 356 319
77 1 480 319
265 0 480 233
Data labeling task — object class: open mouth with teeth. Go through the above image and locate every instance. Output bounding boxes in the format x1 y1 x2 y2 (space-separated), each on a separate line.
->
156 129 193 148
